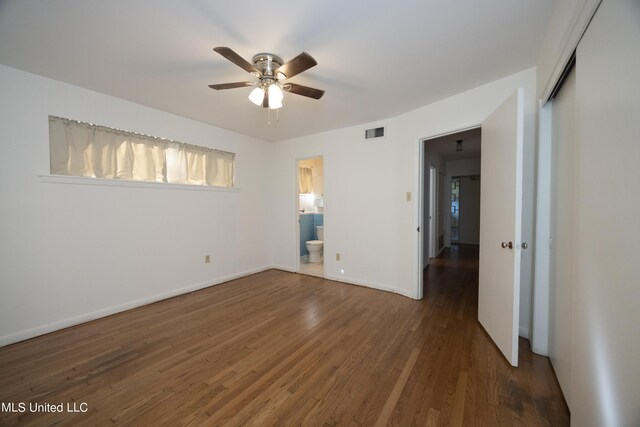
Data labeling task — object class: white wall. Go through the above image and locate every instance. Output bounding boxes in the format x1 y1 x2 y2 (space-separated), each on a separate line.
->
271 66 537 340
423 144 447 267
437 171 446 243
0 65 539 345
447 158 481 177
0 65 274 345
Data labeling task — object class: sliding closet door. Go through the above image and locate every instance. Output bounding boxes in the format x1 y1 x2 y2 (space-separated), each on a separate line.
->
571 1 640 426
548 66 575 409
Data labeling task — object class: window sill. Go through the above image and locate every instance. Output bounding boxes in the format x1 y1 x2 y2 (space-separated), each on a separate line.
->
37 174 241 192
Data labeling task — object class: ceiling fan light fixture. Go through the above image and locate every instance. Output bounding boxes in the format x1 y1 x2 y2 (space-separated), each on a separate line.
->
269 98 283 109
248 87 264 106
269 99 282 110
269 84 284 105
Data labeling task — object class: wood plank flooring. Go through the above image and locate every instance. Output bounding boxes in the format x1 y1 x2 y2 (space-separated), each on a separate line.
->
0 245 569 425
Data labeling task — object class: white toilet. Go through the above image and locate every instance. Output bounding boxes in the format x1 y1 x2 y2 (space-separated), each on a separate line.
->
306 226 324 263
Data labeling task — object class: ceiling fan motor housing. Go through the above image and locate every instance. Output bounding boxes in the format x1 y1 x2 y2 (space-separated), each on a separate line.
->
252 53 284 78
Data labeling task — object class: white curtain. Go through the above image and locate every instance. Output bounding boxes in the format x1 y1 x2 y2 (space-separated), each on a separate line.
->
49 117 234 187
299 167 313 193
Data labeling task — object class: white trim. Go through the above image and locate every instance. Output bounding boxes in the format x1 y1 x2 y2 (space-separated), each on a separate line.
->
0 265 271 347
38 174 241 192
394 287 415 299
270 264 296 273
294 160 301 272
1 266 417 347
325 275 415 299
539 0 601 104
415 139 425 298
531 101 553 356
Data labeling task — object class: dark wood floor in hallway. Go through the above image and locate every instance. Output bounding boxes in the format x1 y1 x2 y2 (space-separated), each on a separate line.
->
0 246 568 426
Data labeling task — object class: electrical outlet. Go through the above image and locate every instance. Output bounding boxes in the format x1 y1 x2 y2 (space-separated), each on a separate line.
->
204 255 210 264
336 253 340 261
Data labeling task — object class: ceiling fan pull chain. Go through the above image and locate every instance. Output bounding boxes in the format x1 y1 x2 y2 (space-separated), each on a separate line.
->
267 107 271 126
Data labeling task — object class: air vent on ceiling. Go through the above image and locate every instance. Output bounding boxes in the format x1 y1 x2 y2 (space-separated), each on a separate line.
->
365 126 385 140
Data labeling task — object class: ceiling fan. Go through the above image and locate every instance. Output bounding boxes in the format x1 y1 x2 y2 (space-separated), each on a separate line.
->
208 47 325 110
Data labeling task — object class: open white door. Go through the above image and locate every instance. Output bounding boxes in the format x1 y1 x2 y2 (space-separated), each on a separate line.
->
478 88 524 367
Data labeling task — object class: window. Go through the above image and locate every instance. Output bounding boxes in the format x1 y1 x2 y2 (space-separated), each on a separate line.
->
48 116 235 188
451 177 460 243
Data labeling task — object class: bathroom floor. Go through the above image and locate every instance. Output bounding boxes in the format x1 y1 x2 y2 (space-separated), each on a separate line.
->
299 255 324 278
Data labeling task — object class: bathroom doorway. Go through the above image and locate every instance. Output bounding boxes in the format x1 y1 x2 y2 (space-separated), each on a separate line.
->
297 156 324 277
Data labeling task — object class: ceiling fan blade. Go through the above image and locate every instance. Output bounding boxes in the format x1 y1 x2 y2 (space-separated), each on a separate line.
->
283 83 325 100
208 82 254 90
213 47 260 76
275 52 317 79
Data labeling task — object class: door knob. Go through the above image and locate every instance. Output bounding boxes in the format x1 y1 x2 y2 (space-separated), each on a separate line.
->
521 242 528 249
501 241 513 249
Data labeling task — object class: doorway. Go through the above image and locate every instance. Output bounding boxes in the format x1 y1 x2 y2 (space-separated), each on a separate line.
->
416 89 527 368
296 156 324 278
421 127 482 267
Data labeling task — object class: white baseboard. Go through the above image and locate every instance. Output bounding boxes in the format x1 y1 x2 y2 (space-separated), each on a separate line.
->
325 275 414 299
0 265 273 347
270 264 296 273
519 326 530 339
394 287 416 299
1 265 418 347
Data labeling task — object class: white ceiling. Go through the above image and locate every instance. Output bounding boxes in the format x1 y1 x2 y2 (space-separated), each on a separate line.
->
0 0 555 141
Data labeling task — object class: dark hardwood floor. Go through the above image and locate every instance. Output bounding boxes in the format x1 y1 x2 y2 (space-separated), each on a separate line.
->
0 246 568 425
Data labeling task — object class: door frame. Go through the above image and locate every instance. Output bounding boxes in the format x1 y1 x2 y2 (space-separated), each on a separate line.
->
429 166 437 258
415 124 481 299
